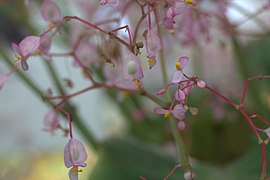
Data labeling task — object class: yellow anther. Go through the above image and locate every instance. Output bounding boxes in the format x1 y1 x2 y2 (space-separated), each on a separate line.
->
169 29 175 34
15 55 22 61
164 111 171 118
148 57 156 69
73 166 78 175
185 0 193 4
134 80 141 89
175 61 181 70
32 50 41 56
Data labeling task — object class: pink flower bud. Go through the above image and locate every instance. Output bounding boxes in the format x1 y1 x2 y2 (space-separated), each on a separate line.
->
43 109 59 132
41 0 62 23
146 30 161 57
177 120 186 131
197 80 206 88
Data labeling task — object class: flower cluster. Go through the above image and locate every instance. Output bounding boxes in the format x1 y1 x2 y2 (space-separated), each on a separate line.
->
154 56 205 131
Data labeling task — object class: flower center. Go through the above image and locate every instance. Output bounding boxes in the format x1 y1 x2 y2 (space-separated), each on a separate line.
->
164 111 171 118
133 80 141 89
185 0 193 4
175 61 181 70
15 55 22 61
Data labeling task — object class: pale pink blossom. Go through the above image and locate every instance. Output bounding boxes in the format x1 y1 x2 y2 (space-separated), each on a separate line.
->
64 138 87 180
41 0 62 23
171 56 189 84
154 104 186 120
12 36 41 71
43 109 59 132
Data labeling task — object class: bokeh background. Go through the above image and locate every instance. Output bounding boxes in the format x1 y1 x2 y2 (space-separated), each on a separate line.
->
1 0 270 179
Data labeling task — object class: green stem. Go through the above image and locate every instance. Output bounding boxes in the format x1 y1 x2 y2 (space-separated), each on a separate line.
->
0 48 100 151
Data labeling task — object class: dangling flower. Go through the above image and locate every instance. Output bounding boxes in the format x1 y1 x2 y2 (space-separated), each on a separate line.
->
174 89 186 102
41 0 62 23
171 56 189 84
12 36 41 71
154 104 186 120
146 30 161 69
43 109 60 133
64 138 87 180
121 53 144 89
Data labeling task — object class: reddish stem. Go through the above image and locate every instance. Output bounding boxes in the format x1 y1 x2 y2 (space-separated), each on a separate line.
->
205 85 238 107
163 164 182 180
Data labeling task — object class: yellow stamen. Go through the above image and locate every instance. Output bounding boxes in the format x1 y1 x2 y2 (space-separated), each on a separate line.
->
164 111 171 118
15 55 22 61
175 61 181 70
169 29 175 34
185 0 193 4
148 57 156 69
73 166 78 175
134 80 141 89
32 50 41 56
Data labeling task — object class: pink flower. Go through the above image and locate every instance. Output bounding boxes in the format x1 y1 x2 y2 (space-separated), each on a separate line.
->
43 109 59 132
171 56 189 84
100 0 119 7
12 36 41 71
0 73 9 90
120 53 144 89
38 34 52 59
146 30 161 69
174 89 186 102
41 0 62 23
64 138 87 180
154 104 186 120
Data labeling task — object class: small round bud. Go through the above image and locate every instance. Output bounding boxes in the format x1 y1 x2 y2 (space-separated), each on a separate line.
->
177 120 186 131
189 107 199 116
184 171 196 180
197 80 206 88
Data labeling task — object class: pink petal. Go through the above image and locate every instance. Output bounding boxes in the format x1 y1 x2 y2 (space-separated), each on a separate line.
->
146 30 161 57
19 36 41 56
182 82 192 96
173 2 185 15
171 104 186 120
171 70 183 84
174 89 185 102
197 80 206 88
21 59 29 71
68 167 78 180
43 109 59 132
64 138 87 168
41 0 62 22
178 56 189 69
123 53 143 80
12 43 22 55
177 120 186 131
154 107 168 115
166 7 175 20
39 34 52 56
108 0 119 7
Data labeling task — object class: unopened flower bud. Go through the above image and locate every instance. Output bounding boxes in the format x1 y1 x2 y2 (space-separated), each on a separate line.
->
197 80 206 88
